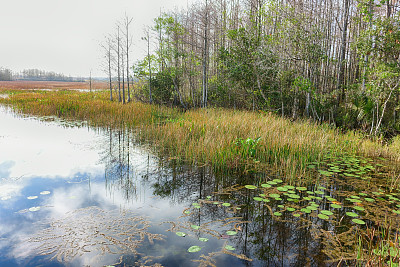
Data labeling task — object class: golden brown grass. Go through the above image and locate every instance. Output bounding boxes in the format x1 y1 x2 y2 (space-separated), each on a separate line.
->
1 89 399 180
0 81 108 90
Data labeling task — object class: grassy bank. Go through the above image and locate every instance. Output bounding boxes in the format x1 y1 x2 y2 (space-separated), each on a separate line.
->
1 89 399 180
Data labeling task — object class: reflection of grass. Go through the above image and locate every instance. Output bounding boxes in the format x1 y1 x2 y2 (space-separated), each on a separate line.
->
1 89 400 179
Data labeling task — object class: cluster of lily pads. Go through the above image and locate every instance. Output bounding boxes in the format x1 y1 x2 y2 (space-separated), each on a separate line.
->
18 190 51 213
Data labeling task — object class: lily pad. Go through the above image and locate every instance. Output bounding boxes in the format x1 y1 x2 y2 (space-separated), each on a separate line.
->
331 204 342 209
288 194 300 199
273 212 282 216
318 214 329 220
284 185 295 190
277 187 288 192
226 231 237 236
364 198 375 202
346 212 358 217
28 207 41 212
261 184 272 188
27 196 38 200
307 206 318 211
222 203 231 207
225 245 235 251
392 210 400 215
40 191 51 195
245 185 257 190
273 179 283 183
269 193 280 198
176 232 186 237
262 199 270 203
293 213 301 217
188 246 202 253
191 225 200 230
320 210 333 216
301 208 311 214
296 187 307 191
314 190 324 195
267 181 277 185
354 206 365 211
352 219 366 225
199 237 209 242
287 207 296 212
253 197 263 201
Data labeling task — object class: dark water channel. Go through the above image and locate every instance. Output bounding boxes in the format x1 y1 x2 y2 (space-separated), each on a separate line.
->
1 106 400 267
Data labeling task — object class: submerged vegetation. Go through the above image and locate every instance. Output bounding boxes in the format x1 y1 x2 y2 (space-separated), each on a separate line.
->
1 89 399 180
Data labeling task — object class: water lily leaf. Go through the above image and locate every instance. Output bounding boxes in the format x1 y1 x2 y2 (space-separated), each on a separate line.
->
296 187 307 191
199 237 209 242
40 191 51 195
225 245 235 251
306 191 315 195
350 195 360 199
392 210 400 215
364 198 375 202
287 190 296 194
273 179 283 183
277 187 288 192
301 208 311 214
261 184 272 188
213 202 220 205
269 193 280 198
259 194 266 197
27 196 38 200
320 210 333 216
354 206 365 211
275 197 283 201
226 231 237 236
244 185 257 190
191 225 200 230
326 197 337 202
184 210 191 215
262 199 270 203
331 204 342 209
288 194 300 199
293 213 301 217
310 203 319 207
287 207 295 212
318 214 329 220
318 170 333 176
352 219 366 225
28 206 41 212
348 198 362 203
314 191 324 195
358 193 368 196
307 165 316 169
273 212 282 216
307 206 318 211
253 197 263 201
346 212 358 217
303 197 312 201
176 232 186 237
206 196 212 199
188 246 202 253
267 181 277 185
222 203 231 207
284 185 295 190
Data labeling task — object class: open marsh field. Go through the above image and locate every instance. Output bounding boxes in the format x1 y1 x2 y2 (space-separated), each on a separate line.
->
1 89 400 266
0 81 109 91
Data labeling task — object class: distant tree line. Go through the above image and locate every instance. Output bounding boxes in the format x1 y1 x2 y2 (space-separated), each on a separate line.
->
108 0 400 137
0 67 85 82
0 68 13 81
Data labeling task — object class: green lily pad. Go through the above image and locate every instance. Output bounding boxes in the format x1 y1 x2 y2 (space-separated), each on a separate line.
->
320 210 333 216
40 191 51 195
184 210 191 215
273 212 282 216
288 194 300 199
222 203 231 207
278 205 284 208
303 197 312 201
191 225 200 230
275 197 283 201
346 212 358 217
306 191 315 195
354 206 365 211
365 198 375 202
284 185 295 190
262 199 270 203
28 207 41 212
269 193 280 198
253 197 263 201
277 187 288 192
350 195 360 199
326 197 337 202
225 245 235 251
293 213 301 217
188 246 202 253
348 198 362 203
267 181 277 185
226 231 237 236
245 185 257 190
359 193 368 196
318 214 329 220
273 179 283 183
261 184 272 188
307 206 318 211
314 191 324 195
301 208 311 214
331 204 342 209
213 202 219 205
352 219 366 225
392 210 400 215
27 196 38 200
176 232 186 237
287 207 296 212
199 237 209 242
296 187 307 191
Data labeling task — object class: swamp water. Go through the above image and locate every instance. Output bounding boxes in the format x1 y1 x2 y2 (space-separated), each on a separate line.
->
0 106 400 266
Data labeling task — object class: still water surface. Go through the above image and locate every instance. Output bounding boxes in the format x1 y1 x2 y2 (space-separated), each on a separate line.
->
1 106 398 267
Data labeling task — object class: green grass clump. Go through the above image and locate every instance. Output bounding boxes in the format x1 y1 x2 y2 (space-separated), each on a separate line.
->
0 89 398 179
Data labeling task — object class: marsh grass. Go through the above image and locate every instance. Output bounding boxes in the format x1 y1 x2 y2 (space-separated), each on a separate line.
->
1 89 399 180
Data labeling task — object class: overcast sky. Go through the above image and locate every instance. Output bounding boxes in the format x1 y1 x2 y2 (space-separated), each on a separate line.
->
0 0 193 77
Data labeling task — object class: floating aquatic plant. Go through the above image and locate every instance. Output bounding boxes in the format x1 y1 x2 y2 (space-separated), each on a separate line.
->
188 246 202 253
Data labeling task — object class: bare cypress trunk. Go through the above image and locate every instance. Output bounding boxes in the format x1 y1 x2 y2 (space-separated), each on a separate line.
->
108 43 113 101
337 0 350 104
202 0 209 108
117 26 122 102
